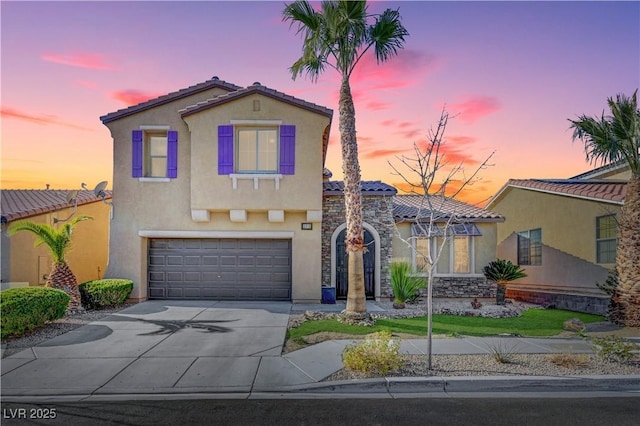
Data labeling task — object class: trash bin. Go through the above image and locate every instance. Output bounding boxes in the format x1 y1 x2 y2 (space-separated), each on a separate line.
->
321 287 336 304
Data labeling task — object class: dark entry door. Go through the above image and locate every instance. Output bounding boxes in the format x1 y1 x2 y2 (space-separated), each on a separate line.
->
336 228 375 300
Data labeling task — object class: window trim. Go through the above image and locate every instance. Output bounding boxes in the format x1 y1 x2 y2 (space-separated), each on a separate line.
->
412 235 478 276
235 127 279 174
517 228 542 266
596 214 617 264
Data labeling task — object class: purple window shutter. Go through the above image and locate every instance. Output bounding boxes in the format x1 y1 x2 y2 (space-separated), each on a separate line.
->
279 125 295 175
167 130 178 178
218 125 234 174
132 130 143 177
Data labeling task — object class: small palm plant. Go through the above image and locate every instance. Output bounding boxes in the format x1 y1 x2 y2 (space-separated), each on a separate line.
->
483 259 527 305
8 216 93 310
390 261 426 309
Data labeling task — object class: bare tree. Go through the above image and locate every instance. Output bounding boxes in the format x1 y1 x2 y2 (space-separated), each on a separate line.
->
389 109 494 369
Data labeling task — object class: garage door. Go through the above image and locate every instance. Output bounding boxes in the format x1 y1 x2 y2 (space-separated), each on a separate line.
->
148 238 291 300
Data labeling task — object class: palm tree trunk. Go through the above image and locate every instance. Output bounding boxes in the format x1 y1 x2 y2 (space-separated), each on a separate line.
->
611 174 640 326
47 261 82 311
339 77 367 315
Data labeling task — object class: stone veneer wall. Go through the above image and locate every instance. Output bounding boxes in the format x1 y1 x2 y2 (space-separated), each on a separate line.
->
322 194 395 299
506 288 609 316
429 277 497 298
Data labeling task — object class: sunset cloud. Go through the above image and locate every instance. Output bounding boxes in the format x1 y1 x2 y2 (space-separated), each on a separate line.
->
41 52 116 70
449 95 500 124
110 90 161 106
1 107 91 130
363 147 408 159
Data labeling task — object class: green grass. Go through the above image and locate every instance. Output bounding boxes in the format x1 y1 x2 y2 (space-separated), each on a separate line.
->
287 309 604 340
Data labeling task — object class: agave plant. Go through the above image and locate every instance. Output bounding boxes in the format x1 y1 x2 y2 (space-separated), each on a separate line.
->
8 215 93 310
483 259 527 305
390 261 426 309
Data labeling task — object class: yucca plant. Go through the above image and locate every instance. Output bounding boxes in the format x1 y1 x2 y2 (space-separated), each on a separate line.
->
8 215 93 310
483 259 527 305
390 261 426 309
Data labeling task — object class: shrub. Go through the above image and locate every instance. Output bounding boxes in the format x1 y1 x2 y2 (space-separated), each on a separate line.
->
390 261 426 308
1 287 70 339
487 340 518 364
591 335 639 363
342 331 405 375
79 279 133 309
549 353 590 368
483 259 527 305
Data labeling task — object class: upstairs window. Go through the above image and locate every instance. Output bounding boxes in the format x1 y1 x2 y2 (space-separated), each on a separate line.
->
237 128 278 173
132 129 177 178
596 215 617 264
517 228 542 265
218 124 295 175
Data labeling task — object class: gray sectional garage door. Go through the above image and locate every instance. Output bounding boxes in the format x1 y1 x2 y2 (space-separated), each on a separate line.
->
148 238 292 300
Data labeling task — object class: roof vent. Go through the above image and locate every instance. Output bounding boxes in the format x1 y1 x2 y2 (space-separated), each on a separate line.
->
253 81 261 86
211 76 219 80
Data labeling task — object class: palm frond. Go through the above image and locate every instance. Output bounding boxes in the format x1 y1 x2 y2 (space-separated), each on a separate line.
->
368 8 409 64
569 89 640 175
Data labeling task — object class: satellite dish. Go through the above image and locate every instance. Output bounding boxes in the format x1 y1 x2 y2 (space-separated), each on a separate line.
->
94 181 108 198
66 190 79 204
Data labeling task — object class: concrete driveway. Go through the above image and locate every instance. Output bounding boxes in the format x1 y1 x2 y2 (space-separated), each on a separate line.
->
1 301 300 396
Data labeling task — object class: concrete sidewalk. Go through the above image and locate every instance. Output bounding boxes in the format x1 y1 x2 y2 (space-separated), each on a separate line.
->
2 301 639 401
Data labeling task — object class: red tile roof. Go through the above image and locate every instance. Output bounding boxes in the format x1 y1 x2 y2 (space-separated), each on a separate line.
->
100 76 242 124
323 180 397 195
179 82 333 118
393 194 504 222
1 190 112 223
491 179 627 206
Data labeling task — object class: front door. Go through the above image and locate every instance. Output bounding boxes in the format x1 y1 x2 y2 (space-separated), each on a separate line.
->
335 228 375 300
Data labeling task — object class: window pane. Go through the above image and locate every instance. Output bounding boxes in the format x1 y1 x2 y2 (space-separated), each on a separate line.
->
149 136 167 156
530 228 542 265
453 236 470 273
597 239 617 263
257 130 277 171
597 216 617 239
149 158 167 178
237 130 256 172
517 233 530 265
435 237 450 273
415 238 430 272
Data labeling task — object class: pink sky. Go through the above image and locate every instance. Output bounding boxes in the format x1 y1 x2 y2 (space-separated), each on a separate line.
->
2 1 638 205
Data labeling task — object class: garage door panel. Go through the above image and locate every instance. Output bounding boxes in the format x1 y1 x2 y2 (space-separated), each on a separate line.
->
148 238 291 301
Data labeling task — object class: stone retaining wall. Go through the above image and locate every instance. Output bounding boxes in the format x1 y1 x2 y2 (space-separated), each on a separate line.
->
506 288 609 315
428 277 497 298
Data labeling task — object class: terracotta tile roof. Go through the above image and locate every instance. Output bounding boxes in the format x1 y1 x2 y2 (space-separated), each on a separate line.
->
179 82 333 118
493 179 627 205
100 76 242 124
570 161 628 179
323 180 397 195
393 194 504 222
1 190 112 223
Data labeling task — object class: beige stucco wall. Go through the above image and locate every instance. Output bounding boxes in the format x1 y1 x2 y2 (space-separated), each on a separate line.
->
489 187 619 293
4 201 111 287
391 221 498 275
490 187 621 265
103 89 330 302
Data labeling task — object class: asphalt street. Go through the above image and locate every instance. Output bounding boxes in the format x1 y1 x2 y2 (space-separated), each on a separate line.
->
2 396 639 426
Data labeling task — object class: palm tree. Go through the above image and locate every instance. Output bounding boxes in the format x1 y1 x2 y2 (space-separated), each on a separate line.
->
483 259 527 306
8 216 93 310
569 90 640 326
283 0 409 315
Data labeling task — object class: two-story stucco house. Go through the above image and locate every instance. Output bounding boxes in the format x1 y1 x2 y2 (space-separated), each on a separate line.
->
487 162 629 314
100 76 503 303
100 77 333 303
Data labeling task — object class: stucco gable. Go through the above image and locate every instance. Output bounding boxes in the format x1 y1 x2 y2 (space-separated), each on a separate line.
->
179 82 333 119
100 76 242 124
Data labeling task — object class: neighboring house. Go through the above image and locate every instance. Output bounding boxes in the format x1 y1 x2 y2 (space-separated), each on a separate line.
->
486 162 629 314
100 76 503 303
1 190 112 289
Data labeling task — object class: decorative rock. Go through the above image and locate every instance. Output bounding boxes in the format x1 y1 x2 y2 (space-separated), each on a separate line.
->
563 318 586 332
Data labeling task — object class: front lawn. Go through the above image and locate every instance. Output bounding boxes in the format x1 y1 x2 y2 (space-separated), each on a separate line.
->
287 309 604 341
